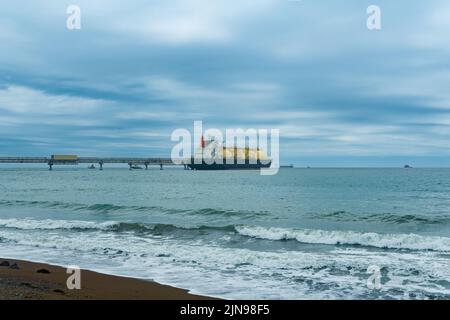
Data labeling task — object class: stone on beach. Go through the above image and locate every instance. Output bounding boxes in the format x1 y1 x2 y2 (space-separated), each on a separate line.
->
36 268 51 274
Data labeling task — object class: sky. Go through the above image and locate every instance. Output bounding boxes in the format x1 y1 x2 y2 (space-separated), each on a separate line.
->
1 0 450 167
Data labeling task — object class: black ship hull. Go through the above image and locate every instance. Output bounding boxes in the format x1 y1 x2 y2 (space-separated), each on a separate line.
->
187 159 271 170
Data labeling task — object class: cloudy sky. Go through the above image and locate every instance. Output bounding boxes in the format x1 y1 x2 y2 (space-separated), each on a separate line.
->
1 0 450 166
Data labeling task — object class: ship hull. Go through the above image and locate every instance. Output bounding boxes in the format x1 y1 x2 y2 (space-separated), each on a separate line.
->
187 160 271 170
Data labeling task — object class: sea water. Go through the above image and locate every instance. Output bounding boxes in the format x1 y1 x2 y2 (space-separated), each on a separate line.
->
0 167 449 299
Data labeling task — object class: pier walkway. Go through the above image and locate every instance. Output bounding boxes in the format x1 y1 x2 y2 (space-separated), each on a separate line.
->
0 156 185 170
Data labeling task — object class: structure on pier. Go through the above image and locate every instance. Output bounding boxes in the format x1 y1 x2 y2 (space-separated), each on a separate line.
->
0 155 189 170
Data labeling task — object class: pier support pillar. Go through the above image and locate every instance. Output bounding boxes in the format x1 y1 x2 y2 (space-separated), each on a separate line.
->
145 163 148 170
48 162 53 171
160 163 163 170
99 161 103 171
128 162 132 170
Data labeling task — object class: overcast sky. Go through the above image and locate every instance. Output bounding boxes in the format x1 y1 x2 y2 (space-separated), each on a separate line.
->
1 0 450 166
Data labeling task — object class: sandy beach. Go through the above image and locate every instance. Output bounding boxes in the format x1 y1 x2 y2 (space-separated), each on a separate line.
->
0 258 213 300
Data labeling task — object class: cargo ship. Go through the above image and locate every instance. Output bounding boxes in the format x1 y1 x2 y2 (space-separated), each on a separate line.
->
187 137 272 170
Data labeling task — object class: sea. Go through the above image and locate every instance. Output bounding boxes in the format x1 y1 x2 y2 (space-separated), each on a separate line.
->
1 167 450 299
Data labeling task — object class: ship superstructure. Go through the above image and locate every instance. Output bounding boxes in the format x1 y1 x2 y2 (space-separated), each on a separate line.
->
187 137 272 170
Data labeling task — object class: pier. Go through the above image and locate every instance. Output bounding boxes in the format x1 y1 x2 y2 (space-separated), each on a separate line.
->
0 156 189 170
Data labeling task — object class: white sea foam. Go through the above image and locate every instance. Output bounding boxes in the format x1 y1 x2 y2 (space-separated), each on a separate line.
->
0 218 118 230
235 225 450 252
2 218 450 252
1 222 450 299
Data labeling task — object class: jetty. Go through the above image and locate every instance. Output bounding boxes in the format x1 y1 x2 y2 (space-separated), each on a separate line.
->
0 155 186 170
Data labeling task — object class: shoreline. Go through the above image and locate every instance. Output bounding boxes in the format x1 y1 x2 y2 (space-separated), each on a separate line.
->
0 257 215 300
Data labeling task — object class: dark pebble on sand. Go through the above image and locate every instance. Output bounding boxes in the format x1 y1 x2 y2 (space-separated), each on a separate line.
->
36 268 51 274
0 261 10 267
53 289 65 294
9 263 19 269
20 282 36 289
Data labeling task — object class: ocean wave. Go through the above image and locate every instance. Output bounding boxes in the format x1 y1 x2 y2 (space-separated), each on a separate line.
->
0 200 174 213
308 211 448 225
235 225 450 252
0 218 235 234
0 218 118 230
0 200 263 218
3 217 450 252
106 221 235 234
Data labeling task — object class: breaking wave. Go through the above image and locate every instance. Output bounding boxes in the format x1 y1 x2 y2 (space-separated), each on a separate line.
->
0 218 235 234
235 225 450 252
0 218 118 231
1 218 450 252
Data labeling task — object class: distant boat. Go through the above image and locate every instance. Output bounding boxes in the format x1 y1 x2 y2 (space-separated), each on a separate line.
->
404 165 412 169
88 164 96 169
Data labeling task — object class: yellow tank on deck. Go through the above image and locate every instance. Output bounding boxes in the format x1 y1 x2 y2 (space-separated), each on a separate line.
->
219 147 270 162
51 155 78 161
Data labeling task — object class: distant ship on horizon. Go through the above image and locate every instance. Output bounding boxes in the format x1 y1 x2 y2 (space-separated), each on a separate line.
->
187 136 272 170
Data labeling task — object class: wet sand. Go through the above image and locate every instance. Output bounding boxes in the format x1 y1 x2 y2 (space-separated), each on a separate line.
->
0 258 213 300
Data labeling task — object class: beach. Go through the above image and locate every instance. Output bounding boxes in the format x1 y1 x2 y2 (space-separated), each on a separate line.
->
0 258 211 300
